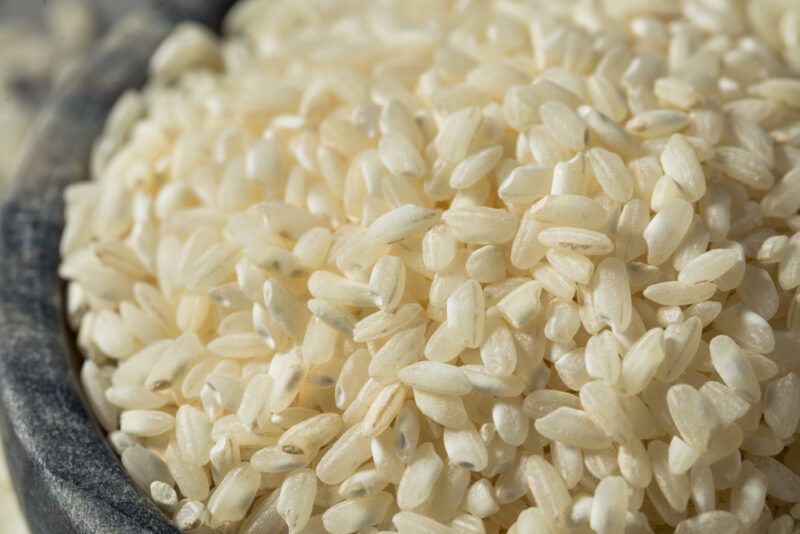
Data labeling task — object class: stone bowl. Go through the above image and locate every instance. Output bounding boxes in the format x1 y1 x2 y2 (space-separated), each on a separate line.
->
0 2 236 532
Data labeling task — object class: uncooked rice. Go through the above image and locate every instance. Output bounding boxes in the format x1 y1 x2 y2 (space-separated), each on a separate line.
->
60 0 800 532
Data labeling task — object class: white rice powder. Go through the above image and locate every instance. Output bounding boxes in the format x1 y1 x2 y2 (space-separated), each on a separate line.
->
61 0 800 532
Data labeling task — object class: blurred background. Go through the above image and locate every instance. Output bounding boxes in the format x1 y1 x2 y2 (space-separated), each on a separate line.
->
0 0 122 531
0 0 146 190
1 0 93 192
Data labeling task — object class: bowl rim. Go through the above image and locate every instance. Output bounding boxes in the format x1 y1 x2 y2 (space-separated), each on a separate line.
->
0 2 237 532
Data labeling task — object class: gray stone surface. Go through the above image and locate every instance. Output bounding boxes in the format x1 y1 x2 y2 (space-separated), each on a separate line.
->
0 2 237 532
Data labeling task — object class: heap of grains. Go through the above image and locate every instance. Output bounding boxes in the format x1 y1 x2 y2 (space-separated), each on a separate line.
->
60 0 800 532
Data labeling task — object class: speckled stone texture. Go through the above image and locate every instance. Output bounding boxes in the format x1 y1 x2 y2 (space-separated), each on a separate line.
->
0 2 237 532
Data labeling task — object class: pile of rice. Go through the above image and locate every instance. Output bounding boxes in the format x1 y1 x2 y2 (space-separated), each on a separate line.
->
60 0 800 532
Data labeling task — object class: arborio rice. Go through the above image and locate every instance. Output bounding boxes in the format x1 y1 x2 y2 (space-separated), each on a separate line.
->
60 0 800 532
